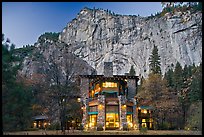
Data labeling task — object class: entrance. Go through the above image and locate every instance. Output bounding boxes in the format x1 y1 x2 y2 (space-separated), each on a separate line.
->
105 113 119 129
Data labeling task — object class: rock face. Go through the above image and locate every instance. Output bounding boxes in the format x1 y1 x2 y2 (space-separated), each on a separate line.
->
59 7 202 78
19 36 96 84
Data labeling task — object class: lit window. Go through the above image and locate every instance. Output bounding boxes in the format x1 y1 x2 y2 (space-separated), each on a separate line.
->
142 109 147 114
142 119 146 122
142 123 147 127
102 82 117 88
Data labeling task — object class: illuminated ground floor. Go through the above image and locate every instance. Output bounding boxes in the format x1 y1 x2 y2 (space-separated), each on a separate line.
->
88 112 134 130
81 94 155 130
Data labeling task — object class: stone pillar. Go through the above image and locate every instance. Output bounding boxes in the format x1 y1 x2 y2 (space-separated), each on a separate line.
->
82 98 89 130
118 95 127 130
132 98 139 130
97 95 105 130
79 77 90 130
127 79 136 99
104 62 113 77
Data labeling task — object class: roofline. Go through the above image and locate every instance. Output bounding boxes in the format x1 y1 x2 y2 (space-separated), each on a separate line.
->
79 74 139 80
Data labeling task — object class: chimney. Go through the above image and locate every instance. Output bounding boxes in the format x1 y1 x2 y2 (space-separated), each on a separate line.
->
104 62 113 77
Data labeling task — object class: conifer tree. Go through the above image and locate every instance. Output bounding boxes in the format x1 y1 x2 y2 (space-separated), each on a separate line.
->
164 68 174 88
173 62 183 93
149 45 161 75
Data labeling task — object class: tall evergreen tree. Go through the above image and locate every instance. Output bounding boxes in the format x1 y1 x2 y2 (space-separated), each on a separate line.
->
173 62 183 93
149 45 161 75
164 68 174 88
2 34 34 131
188 64 202 103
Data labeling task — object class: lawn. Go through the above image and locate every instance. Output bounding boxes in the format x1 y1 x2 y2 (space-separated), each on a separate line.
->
3 129 202 135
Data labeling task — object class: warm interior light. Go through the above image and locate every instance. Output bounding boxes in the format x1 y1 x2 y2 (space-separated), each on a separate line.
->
123 105 126 108
142 119 146 122
33 122 37 128
77 98 81 102
115 122 119 127
107 115 113 118
102 82 117 87
99 104 103 109
142 109 147 114
44 122 47 127
127 122 133 127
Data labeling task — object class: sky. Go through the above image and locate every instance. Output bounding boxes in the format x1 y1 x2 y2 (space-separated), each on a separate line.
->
2 2 163 48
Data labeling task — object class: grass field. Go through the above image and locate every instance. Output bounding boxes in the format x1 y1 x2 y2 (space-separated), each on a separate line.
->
3 129 202 135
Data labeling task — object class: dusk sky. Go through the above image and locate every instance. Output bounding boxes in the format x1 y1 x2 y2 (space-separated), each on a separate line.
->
2 2 163 48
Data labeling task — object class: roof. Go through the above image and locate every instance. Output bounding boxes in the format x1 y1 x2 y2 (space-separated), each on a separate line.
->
79 74 139 80
32 115 48 120
139 106 154 110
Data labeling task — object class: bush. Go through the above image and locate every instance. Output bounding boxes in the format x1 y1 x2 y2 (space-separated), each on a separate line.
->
77 124 84 130
140 126 148 134
47 123 60 130
185 101 202 131
96 123 103 131
122 123 129 131
159 122 170 130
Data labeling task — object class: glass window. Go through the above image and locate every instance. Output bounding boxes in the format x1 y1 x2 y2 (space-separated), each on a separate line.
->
105 92 118 98
127 114 132 123
106 105 119 113
141 109 147 114
89 114 97 127
106 113 119 128
127 106 133 112
103 82 117 88
89 106 98 112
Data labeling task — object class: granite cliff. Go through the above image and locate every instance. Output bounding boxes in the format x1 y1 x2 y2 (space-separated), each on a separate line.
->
18 7 202 80
59 7 202 78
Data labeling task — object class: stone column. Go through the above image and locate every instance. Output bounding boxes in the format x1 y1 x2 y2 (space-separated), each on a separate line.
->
132 98 139 130
82 98 89 130
80 77 89 130
97 95 105 130
118 95 127 130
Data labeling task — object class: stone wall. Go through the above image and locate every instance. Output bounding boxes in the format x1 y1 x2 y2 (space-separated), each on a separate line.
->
132 98 139 129
104 62 113 77
80 77 89 129
118 95 127 130
97 95 105 130
127 78 137 99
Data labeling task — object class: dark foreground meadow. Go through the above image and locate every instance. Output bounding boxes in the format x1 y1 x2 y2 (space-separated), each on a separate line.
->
3 129 202 135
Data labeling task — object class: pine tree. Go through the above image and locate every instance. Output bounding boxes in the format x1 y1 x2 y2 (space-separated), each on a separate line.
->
149 45 161 75
129 65 136 76
188 64 202 103
2 35 34 131
173 62 183 93
164 68 174 88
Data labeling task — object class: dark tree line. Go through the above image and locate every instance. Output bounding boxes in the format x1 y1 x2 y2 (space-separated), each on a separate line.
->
137 45 202 130
2 34 34 131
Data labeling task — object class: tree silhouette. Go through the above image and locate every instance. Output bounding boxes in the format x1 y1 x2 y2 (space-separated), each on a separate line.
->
149 45 161 75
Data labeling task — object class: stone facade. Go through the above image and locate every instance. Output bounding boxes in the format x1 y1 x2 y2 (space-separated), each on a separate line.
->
79 62 140 130
80 77 89 129
127 79 137 99
104 62 113 77
118 95 127 130
97 95 105 130
132 98 139 129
